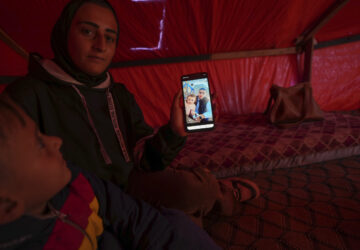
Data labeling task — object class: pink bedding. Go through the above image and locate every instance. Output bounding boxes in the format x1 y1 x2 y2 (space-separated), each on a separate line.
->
170 111 360 178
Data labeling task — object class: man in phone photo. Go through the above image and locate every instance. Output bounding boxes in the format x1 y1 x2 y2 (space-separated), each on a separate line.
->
195 88 212 123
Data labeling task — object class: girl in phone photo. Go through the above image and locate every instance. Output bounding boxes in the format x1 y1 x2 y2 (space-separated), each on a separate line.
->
185 94 198 122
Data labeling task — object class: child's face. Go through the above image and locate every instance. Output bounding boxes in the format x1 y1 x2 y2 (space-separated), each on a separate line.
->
186 96 195 105
4 105 71 216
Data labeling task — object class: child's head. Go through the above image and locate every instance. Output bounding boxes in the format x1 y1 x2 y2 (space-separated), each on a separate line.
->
186 94 196 105
0 94 71 224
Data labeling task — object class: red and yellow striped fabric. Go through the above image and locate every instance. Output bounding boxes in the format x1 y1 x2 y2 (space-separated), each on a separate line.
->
44 174 103 250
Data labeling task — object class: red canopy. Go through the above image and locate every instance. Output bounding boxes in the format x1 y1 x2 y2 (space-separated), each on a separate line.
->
0 0 359 127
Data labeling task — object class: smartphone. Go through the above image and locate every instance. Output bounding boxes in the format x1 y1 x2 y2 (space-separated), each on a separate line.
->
181 72 215 132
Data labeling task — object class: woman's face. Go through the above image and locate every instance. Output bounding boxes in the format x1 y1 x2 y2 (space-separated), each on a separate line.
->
67 3 118 76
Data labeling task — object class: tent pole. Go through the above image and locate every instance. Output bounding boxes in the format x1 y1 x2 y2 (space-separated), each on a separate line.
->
303 38 315 83
0 27 29 60
210 47 297 60
295 0 349 84
111 47 298 68
296 0 350 47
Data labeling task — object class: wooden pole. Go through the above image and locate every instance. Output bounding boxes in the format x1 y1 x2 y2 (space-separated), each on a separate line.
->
295 0 349 84
0 27 29 60
303 38 315 82
210 47 297 60
296 0 350 47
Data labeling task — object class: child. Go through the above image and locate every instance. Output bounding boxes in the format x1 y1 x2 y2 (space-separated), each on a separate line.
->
0 95 220 249
185 94 197 118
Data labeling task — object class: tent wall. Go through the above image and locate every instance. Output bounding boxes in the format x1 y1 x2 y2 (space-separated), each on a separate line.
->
0 0 359 128
1 0 359 64
0 39 27 76
313 41 360 111
110 41 360 128
0 41 358 128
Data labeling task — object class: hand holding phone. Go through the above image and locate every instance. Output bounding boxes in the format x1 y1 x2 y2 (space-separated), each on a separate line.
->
170 89 188 137
181 72 215 132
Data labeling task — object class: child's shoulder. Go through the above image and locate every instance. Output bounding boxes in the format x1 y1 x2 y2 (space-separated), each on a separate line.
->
51 162 104 214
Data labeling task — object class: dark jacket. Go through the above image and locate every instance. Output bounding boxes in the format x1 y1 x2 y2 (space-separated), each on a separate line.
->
6 56 186 188
196 96 209 115
0 165 220 249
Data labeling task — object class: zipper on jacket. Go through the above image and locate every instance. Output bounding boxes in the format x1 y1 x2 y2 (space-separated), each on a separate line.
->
0 203 95 249
48 203 96 250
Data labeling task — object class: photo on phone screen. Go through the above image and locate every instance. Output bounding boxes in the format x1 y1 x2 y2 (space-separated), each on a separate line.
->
181 72 215 132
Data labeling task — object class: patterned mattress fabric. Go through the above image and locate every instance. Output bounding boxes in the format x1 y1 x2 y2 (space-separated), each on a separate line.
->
170 111 360 178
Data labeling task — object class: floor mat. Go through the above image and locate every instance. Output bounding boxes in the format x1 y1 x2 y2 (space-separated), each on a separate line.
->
204 155 360 249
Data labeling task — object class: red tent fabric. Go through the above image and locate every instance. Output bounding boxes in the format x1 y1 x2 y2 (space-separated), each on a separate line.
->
1 0 359 60
0 39 27 76
109 41 360 127
0 0 359 127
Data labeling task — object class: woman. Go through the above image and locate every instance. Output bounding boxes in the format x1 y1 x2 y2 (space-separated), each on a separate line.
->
6 0 259 226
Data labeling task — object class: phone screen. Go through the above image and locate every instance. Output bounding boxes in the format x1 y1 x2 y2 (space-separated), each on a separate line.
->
181 72 215 132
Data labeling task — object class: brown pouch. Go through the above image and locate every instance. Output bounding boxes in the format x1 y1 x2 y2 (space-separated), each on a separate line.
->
264 82 324 128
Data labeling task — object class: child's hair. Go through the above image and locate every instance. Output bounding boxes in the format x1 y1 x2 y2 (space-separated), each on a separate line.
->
186 94 196 100
0 95 26 184
0 95 25 140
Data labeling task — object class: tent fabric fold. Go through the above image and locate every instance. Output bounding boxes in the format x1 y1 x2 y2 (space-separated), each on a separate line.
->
109 41 360 127
1 0 359 61
0 0 359 127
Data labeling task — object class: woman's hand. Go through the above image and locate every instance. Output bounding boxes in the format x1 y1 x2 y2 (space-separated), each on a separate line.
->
170 89 187 137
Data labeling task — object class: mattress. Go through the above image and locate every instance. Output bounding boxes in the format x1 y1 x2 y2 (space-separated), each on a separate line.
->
170 111 360 178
